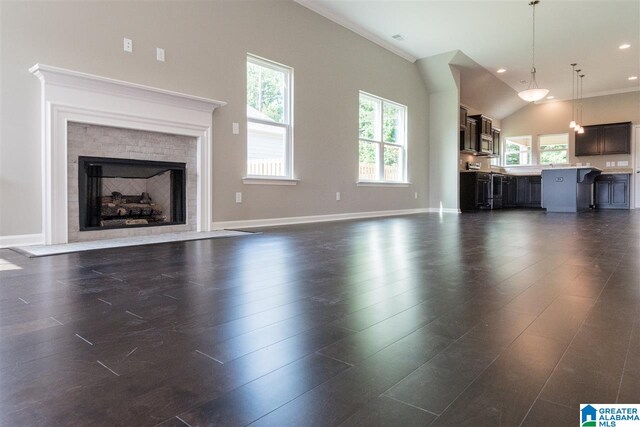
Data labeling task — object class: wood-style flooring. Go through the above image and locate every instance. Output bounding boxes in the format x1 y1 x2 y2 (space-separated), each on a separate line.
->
1 210 638 426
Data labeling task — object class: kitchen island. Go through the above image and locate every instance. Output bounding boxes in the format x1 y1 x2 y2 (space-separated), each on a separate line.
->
541 166 602 212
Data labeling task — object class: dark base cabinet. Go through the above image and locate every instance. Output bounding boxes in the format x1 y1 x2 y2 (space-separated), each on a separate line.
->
461 173 541 212
460 172 491 212
594 174 630 209
502 175 541 208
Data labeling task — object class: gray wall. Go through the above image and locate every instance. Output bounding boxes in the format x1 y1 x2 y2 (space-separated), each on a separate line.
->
0 0 431 237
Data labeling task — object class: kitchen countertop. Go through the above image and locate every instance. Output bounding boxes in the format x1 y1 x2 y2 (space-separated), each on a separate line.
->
544 166 602 171
600 167 633 174
461 166 634 175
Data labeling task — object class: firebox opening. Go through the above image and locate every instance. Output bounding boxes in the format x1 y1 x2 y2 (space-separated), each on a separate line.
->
78 156 186 231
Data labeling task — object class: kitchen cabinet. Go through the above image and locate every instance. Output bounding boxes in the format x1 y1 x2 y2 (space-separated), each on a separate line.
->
459 106 468 130
460 117 477 153
469 114 493 154
594 174 630 209
503 176 517 207
460 172 491 211
492 128 501 157
529 176 542 207
575 122 631 156
501 175 541 208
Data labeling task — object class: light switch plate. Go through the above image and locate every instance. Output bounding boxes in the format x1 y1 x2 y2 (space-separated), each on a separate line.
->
232 123 239 134
235 192 242 203
156 48 165 61
336 192 341 201
618 160 629 167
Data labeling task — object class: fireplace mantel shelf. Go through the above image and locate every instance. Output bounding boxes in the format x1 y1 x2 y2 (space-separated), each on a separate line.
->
30 64 226 113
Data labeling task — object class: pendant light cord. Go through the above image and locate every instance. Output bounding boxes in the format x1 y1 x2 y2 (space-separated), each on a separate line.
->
529 1 540 89
532 1 536 72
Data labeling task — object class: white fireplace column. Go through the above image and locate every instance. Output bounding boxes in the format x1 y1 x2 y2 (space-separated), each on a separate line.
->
30 64 225 245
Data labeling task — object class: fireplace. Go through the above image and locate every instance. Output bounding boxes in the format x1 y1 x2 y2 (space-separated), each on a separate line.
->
78 157 186 231
30 64 225 244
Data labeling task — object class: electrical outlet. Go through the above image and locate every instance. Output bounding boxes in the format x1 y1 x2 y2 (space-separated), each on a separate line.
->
156 48 165 62
235 192 242 203
414 192 418 199
232 123 239 134
123 38 133 53
606 161 611 167
336 192 341 201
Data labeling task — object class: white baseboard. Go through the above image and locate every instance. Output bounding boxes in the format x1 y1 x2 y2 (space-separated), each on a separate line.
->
0 233 44 248
212 207 460 230
424 207 462 214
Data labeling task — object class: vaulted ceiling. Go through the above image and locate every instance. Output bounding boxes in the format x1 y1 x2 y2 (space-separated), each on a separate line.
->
297 0 640 110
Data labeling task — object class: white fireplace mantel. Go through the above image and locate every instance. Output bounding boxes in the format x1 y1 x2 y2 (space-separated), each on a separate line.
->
30 64 226 245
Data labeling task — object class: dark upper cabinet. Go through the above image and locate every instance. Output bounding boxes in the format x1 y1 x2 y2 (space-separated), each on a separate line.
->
594 174 630 209
601 123 630 154
575 125 599 156
460 117 477 152
459 106 468 130
492 128 501 157
469 115 493 154
575 122 631 156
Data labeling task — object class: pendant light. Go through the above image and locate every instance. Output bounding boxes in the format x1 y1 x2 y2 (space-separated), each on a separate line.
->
574 68 582 132
518 0 549 102
569 63 577 129
577 74 585 134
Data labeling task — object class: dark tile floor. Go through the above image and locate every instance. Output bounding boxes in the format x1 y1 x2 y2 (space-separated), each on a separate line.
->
1 210 638 426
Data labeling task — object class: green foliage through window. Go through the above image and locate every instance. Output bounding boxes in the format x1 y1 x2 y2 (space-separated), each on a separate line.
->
247 60 286 123
358 93 406 181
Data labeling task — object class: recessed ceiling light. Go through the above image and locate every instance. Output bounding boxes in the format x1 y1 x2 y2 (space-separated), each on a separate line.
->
546 96 554 99
497 68 507 73
391 34 405 41
629 76 638 80
619 44 631 49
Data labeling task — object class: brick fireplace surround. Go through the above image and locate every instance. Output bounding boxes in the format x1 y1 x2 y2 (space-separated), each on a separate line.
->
30 64 225 245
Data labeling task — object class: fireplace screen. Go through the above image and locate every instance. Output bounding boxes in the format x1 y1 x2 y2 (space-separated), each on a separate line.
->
78 156 186 230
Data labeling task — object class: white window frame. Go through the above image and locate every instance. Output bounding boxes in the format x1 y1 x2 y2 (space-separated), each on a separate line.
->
503 135 533 166
358 92 408 183
246 54 294 179
538 133 569 165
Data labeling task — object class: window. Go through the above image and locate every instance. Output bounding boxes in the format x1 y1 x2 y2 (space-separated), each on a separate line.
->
247 55 293 178
358 92 407 182
504 136 532 166
539 133 569 165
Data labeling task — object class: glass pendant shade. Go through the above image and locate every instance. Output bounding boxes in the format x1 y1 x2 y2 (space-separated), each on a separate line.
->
577 126 585 134
569 120 576 129
518 87 549 102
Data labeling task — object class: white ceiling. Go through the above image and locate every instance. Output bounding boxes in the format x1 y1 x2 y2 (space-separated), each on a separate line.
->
297 0 640 102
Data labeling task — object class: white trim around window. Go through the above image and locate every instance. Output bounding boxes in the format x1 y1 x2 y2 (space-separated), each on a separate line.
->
358 91 408 184
500 133 570 167
246 54 294 179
